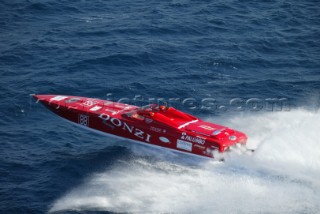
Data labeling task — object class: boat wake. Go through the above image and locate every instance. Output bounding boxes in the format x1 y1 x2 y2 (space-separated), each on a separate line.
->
49 109 320 213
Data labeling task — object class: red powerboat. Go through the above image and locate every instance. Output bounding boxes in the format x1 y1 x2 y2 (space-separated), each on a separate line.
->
33 94 248 159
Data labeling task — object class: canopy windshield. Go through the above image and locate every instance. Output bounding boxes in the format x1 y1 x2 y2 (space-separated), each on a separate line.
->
122 104 167 118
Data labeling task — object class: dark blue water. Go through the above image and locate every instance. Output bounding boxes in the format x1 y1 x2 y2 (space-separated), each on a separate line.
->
1 0 320 213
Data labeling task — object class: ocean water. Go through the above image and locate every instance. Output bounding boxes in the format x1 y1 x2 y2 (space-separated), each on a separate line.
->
1 0 320 213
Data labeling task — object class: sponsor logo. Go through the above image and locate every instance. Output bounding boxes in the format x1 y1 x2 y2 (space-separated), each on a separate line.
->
150 126 162 132
78 114 89 126
212 130 221 135
193 144 206 150
81 100 97 107
198 125 215 131
229 135 237 141
177 139 192 152
181 132 205 145
159 137 170 143
99 113 151 142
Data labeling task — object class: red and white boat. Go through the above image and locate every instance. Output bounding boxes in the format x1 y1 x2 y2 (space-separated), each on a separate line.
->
33 94 248 159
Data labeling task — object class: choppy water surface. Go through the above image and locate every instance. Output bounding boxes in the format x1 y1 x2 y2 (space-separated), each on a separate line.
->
1 0 319 213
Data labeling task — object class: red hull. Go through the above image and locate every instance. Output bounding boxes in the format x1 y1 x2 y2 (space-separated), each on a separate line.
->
33 94 247 159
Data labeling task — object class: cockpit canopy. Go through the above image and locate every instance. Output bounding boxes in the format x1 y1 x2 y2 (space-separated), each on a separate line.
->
122 104 197 128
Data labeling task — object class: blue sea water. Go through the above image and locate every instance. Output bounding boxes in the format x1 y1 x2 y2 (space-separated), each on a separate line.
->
1 0 320 213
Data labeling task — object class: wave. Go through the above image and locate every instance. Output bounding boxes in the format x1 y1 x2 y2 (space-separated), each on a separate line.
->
49 109 320 213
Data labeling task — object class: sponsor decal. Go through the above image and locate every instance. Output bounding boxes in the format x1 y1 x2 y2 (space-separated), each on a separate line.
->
51 96 68 101
181 132 205 145
81 100 97 107
159 137 170 143
99 113 151 142
229 135 237 141
150 126 162 132
177 139 192 152
212 130 221 135
68 106 78 110
90 106 102 111
145 118 153 124
193 144 206 150
198 125 215 131
78 114 89 126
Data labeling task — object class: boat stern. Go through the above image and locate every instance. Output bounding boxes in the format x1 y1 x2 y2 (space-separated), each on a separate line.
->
218 130 248 152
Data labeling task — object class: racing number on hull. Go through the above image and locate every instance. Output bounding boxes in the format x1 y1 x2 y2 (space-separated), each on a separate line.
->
78 114 89 126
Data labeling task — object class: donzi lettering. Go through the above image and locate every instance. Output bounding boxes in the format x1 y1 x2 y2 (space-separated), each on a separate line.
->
181 132 205 145
99 113 151 142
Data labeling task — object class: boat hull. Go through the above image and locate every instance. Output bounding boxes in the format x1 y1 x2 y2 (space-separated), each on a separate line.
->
33 94 248 159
